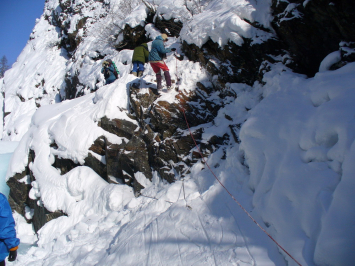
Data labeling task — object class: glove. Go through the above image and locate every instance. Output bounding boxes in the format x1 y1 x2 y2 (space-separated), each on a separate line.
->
171 48 176 52
8 248 18 262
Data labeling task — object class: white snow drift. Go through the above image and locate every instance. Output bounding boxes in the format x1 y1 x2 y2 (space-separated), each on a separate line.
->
1 0 354 265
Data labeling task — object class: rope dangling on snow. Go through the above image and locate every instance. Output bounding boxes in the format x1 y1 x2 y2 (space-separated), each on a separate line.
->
139 193 174 204
179 106 303 266
182 179 192 210
139 180 192 210
174 53 183 91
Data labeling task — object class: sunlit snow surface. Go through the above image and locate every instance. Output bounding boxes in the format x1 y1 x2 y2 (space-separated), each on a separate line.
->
1 0 355 265
0 141 19 196
7 62 355 266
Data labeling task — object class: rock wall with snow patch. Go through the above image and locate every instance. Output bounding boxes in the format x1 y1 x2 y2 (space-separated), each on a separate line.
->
1 0 355 265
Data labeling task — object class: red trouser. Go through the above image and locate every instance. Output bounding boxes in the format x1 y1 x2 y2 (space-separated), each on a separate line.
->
150 61 169 73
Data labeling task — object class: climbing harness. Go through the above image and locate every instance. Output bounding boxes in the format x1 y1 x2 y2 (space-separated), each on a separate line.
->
179 106 303 266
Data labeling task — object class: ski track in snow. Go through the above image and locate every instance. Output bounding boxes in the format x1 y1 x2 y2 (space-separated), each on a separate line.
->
226 204 255 266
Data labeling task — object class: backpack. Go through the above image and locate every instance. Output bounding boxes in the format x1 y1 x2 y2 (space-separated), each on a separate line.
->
103 59 119 79
112 62 119 79
106 59 119 79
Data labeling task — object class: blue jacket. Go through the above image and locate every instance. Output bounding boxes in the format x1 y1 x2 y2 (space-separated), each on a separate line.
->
148 36 172 62
101 64 117 84
0 193 20 262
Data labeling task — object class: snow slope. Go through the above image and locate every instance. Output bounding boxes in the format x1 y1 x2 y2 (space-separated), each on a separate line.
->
1 0 355 265
1 16 68 141
7 61 355 265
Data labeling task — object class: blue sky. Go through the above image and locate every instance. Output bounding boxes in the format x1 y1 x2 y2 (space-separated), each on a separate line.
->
0 0 45 67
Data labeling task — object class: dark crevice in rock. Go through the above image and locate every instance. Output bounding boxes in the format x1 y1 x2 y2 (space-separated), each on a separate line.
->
90 50 106 61
115 24 151 51
271 0 355 76
154 16 183 37
182 38 285 86
52 157 81 175
32 206 66 233
63 71 85 100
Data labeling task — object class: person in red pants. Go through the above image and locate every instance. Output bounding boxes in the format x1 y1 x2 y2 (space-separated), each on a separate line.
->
148 33 176 90
0 193 20 265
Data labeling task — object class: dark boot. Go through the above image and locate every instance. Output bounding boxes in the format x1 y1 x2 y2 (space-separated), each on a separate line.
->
164 71 172 87
156 73 162 90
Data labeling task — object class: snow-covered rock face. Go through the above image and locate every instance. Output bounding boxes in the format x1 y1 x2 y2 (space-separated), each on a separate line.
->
1 0 106 141
270 0 355 76
2 0 355 265
2 16 67 141
1 0 148 141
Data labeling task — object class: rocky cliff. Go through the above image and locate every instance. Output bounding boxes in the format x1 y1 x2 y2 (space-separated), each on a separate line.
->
2 1 355 264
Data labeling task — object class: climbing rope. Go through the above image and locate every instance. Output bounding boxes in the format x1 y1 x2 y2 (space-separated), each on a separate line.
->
182 179 192 210
140 180 192 209
139 193 174 204
175 53 179 83
174 53 183 91
179 107 303 266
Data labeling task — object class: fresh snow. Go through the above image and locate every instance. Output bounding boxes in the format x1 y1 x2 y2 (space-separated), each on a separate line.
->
179 0 274 47
319 51 341 72
0 141 19 196
1 0 354 265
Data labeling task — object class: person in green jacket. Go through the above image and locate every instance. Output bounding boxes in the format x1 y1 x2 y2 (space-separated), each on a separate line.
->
132 43 149 77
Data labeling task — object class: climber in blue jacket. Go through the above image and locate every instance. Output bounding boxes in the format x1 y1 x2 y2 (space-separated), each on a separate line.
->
101 59 118 85
148 34 176 90
0 193 20 265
